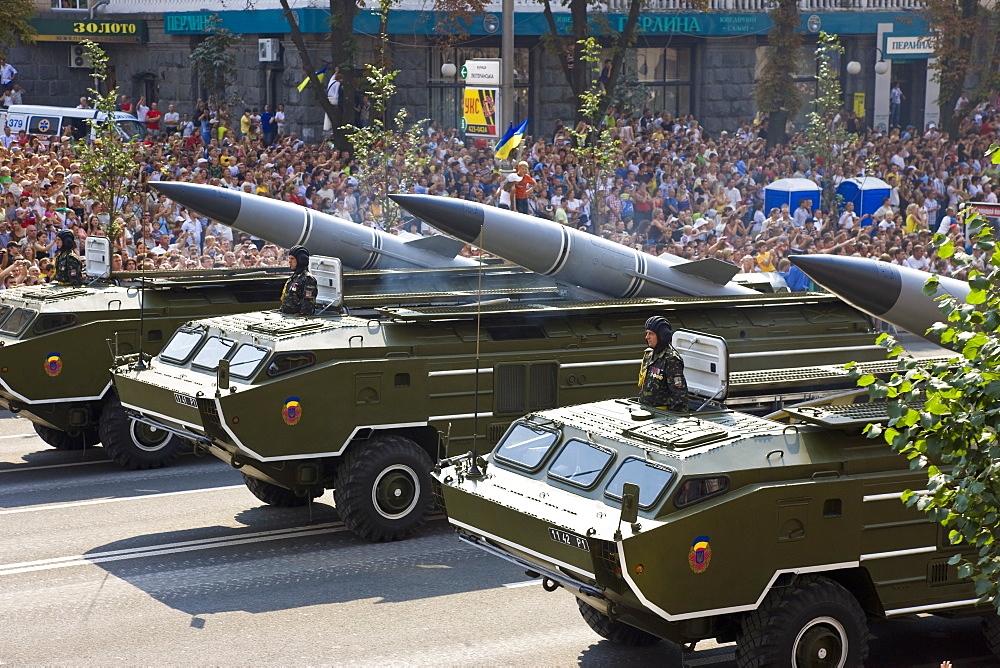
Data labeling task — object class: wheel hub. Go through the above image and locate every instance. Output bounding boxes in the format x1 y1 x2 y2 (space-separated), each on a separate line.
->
129 420 171 452
372 464 420 520
792 616 847 668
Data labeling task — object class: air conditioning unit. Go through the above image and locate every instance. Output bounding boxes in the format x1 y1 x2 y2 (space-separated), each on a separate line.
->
69 44 93 69
258 38 281 63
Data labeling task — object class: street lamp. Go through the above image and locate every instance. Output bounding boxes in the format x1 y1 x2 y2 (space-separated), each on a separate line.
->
847 47 888 76
441 62 457 78
441 62 458 130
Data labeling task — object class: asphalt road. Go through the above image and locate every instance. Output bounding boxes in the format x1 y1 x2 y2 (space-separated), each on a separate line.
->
0 333 994 666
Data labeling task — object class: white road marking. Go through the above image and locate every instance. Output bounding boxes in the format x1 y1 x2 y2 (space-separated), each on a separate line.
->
0 459 112 473
0 433 36 439
0 522 349 576
502 579 542 589
0 484 246 515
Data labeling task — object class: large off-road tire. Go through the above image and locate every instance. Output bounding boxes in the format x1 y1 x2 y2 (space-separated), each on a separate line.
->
99 395 183 470
736 575 869 668
577 598 661 646
333 435 433 542
33 423 100 450
243 472 323 508
982 613 1000 659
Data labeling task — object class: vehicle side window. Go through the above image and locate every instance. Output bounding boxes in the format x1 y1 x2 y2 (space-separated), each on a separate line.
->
494 422 559 471
160 329 204 364
0 308 36 336
604 458 675 510
266 352 316 377
229 344 269 379
548 439 614 489
190 336 236 371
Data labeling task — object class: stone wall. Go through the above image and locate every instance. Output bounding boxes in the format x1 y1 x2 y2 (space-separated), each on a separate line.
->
697 37 758 135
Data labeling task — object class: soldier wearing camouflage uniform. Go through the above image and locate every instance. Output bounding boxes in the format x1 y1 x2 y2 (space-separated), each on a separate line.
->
54 230 83 286
280 245 318 315
637 315 687 411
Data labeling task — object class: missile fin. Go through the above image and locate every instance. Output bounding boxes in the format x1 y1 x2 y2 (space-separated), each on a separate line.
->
670 257 741 285
402 234 468 259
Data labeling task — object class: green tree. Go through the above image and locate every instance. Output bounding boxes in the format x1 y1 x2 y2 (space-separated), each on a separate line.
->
278 0 357 148
567 38 622 229
343 0 428 231
74 40 142 247
857 169 1000 610
798 32 856 212
924 0 999 136
188 15 240 103
754 0 802 146
0 0 35 58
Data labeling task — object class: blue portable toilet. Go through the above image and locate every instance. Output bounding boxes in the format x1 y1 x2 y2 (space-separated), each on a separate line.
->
836 177 891 216
763 178 821 214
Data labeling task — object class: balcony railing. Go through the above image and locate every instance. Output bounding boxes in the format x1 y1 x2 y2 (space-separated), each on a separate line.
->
82 0 925 14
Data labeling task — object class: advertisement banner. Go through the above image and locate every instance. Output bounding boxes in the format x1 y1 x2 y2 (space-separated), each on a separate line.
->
463 87 499 138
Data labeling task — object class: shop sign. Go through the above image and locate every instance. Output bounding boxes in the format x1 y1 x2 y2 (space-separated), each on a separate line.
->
463 87 499 138
29 18 147 43
884 34 936 59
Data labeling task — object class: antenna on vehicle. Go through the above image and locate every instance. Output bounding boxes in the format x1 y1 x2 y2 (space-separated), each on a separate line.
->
467 224 486 479
135 248 147 370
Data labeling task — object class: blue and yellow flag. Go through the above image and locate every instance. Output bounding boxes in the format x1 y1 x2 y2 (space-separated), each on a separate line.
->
494 119 528 160
297 67 327 93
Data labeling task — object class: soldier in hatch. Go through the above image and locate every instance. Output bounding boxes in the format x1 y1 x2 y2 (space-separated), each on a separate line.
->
637 315 688 411
54 230 83 286
280 245 317 315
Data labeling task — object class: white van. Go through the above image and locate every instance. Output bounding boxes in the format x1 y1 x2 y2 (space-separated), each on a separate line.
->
4 104 144 141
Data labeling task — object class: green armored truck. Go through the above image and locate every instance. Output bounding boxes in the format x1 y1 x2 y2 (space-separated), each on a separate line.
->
432 340 990 666
1 240 554 470
111 256 894 541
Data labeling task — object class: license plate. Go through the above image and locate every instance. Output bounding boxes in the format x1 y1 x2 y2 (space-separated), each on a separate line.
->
548 527 590 552
173 393 198 408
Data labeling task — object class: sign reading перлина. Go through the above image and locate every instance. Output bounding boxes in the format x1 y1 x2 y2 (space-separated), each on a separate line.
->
461 59 501 138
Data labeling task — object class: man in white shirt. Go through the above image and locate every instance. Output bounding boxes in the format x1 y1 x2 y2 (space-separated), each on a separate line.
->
163 104 181 134
0 57 16 86
984 184 998 204
0 126 14 149
903 246 931 271
324 69 343 133
838 201 858 230
792 199 812 228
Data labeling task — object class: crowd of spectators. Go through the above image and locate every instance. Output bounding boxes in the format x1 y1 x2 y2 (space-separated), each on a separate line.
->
0 90 998 289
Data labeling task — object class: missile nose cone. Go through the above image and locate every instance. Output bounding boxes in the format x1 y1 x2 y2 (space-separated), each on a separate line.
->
390 194 484 244
789 254 901 317
151 182 242 225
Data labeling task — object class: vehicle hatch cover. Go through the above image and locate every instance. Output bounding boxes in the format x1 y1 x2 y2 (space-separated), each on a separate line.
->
622 416 732 450
18 288 89 301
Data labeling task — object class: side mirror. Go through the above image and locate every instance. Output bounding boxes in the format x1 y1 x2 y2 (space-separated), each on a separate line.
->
216 358 230 395
621 482 640 525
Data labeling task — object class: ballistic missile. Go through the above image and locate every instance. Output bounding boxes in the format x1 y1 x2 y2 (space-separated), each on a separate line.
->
788 254 969 343
388 194 756 298
150 182 477 270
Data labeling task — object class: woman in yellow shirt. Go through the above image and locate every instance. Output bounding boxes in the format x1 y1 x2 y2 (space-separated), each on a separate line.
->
904 203 922 234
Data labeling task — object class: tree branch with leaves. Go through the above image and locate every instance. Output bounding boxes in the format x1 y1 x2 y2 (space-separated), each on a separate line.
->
74 40 142 249
855 151 1000 610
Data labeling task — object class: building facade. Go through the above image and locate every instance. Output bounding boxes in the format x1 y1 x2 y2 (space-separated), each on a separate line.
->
11 0 932 140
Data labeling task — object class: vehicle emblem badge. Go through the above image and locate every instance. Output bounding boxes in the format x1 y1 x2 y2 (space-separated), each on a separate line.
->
282 397 301 425
688 536 711 574
45 353 63 377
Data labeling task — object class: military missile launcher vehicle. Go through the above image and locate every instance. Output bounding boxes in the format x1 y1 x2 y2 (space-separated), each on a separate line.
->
112 258 896 542
433 341 990 667
1 240 554 471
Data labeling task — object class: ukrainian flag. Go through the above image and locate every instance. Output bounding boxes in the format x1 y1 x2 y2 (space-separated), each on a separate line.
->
297 67 327 93
494 119 529 160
